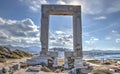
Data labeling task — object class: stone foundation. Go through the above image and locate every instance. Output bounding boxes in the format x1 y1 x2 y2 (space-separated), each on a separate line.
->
69 64 93 74
35 4 93 73
74 57 83 68
27 56 48 65
27 51 58 66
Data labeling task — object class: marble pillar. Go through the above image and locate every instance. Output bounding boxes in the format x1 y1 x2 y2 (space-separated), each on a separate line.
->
40 13 49 53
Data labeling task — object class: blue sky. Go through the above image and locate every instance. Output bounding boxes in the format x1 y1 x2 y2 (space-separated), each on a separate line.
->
0 0 120 51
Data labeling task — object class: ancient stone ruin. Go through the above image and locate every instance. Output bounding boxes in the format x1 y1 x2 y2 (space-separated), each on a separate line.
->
40 4 82 67
40 5 92 74
27 4 92 74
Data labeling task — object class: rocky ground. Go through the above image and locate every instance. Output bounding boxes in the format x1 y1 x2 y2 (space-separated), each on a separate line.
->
1 46 120 74
14 67 68 74
86 60 120 74
13 59 120 74
0 57 30 68
1 58 120 74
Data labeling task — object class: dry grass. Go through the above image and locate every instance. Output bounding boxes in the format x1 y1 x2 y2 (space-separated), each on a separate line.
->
102 62 111 65
92 69 112 74
87 60 101 64
54 69 61 73
0 58 6 63
20 63 28 69
41 66 53 72
0 46 32 59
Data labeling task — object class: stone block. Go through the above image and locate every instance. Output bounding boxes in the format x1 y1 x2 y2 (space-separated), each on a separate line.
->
2 67 9 74
47 51 58 57
26 66 40 72
12 64 20 71
74 57 83 68
26 56 48 66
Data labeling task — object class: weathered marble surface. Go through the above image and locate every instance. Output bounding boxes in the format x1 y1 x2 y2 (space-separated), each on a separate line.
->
40 5 82 56
40 4 83 68
38 5 92 73
26 5 93 74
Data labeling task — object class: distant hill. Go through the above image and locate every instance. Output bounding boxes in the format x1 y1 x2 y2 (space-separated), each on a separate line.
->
5 45 40 54
0 46 32 63
49 47 71 51
83 49 120 57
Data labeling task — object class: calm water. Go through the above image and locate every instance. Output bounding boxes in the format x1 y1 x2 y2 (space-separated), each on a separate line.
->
85 54 120 60
56 51 120 60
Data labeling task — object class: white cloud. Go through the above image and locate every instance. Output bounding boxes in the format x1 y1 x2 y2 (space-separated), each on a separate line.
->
83 32 90 36
116 39 120 43
49 30 73 49
85 37 99 45
103 47 120 50
55 31 65 35
112 30 117 33
0 31 8 39
84 46 120 51
94 16 107 20
86 23 117 34
49 32 56 40
93 38 99 41
56 0 120 14
85 41 90 44
104 30 120 42
111 30 120 39
19 0 120 14
73 0 119 14
67 0 83 5
83 46 100 51
0 17 40 47
105 37 111 40
106 0 120 14
19 0 48 12
56 0 66 5
0 17 5 24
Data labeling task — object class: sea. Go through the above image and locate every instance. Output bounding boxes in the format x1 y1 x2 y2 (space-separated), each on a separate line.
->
32 49 120 60
57 50 120 60
83 50 120 60
85 54 120 60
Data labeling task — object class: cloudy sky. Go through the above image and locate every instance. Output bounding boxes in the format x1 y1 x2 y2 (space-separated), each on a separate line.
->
0 0 120 51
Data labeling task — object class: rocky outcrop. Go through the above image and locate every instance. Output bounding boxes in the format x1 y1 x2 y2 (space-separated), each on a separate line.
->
0 64 21 74
0 46 32 63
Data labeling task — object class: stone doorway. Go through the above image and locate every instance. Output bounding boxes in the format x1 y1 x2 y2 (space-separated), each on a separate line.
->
40 4 83 69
